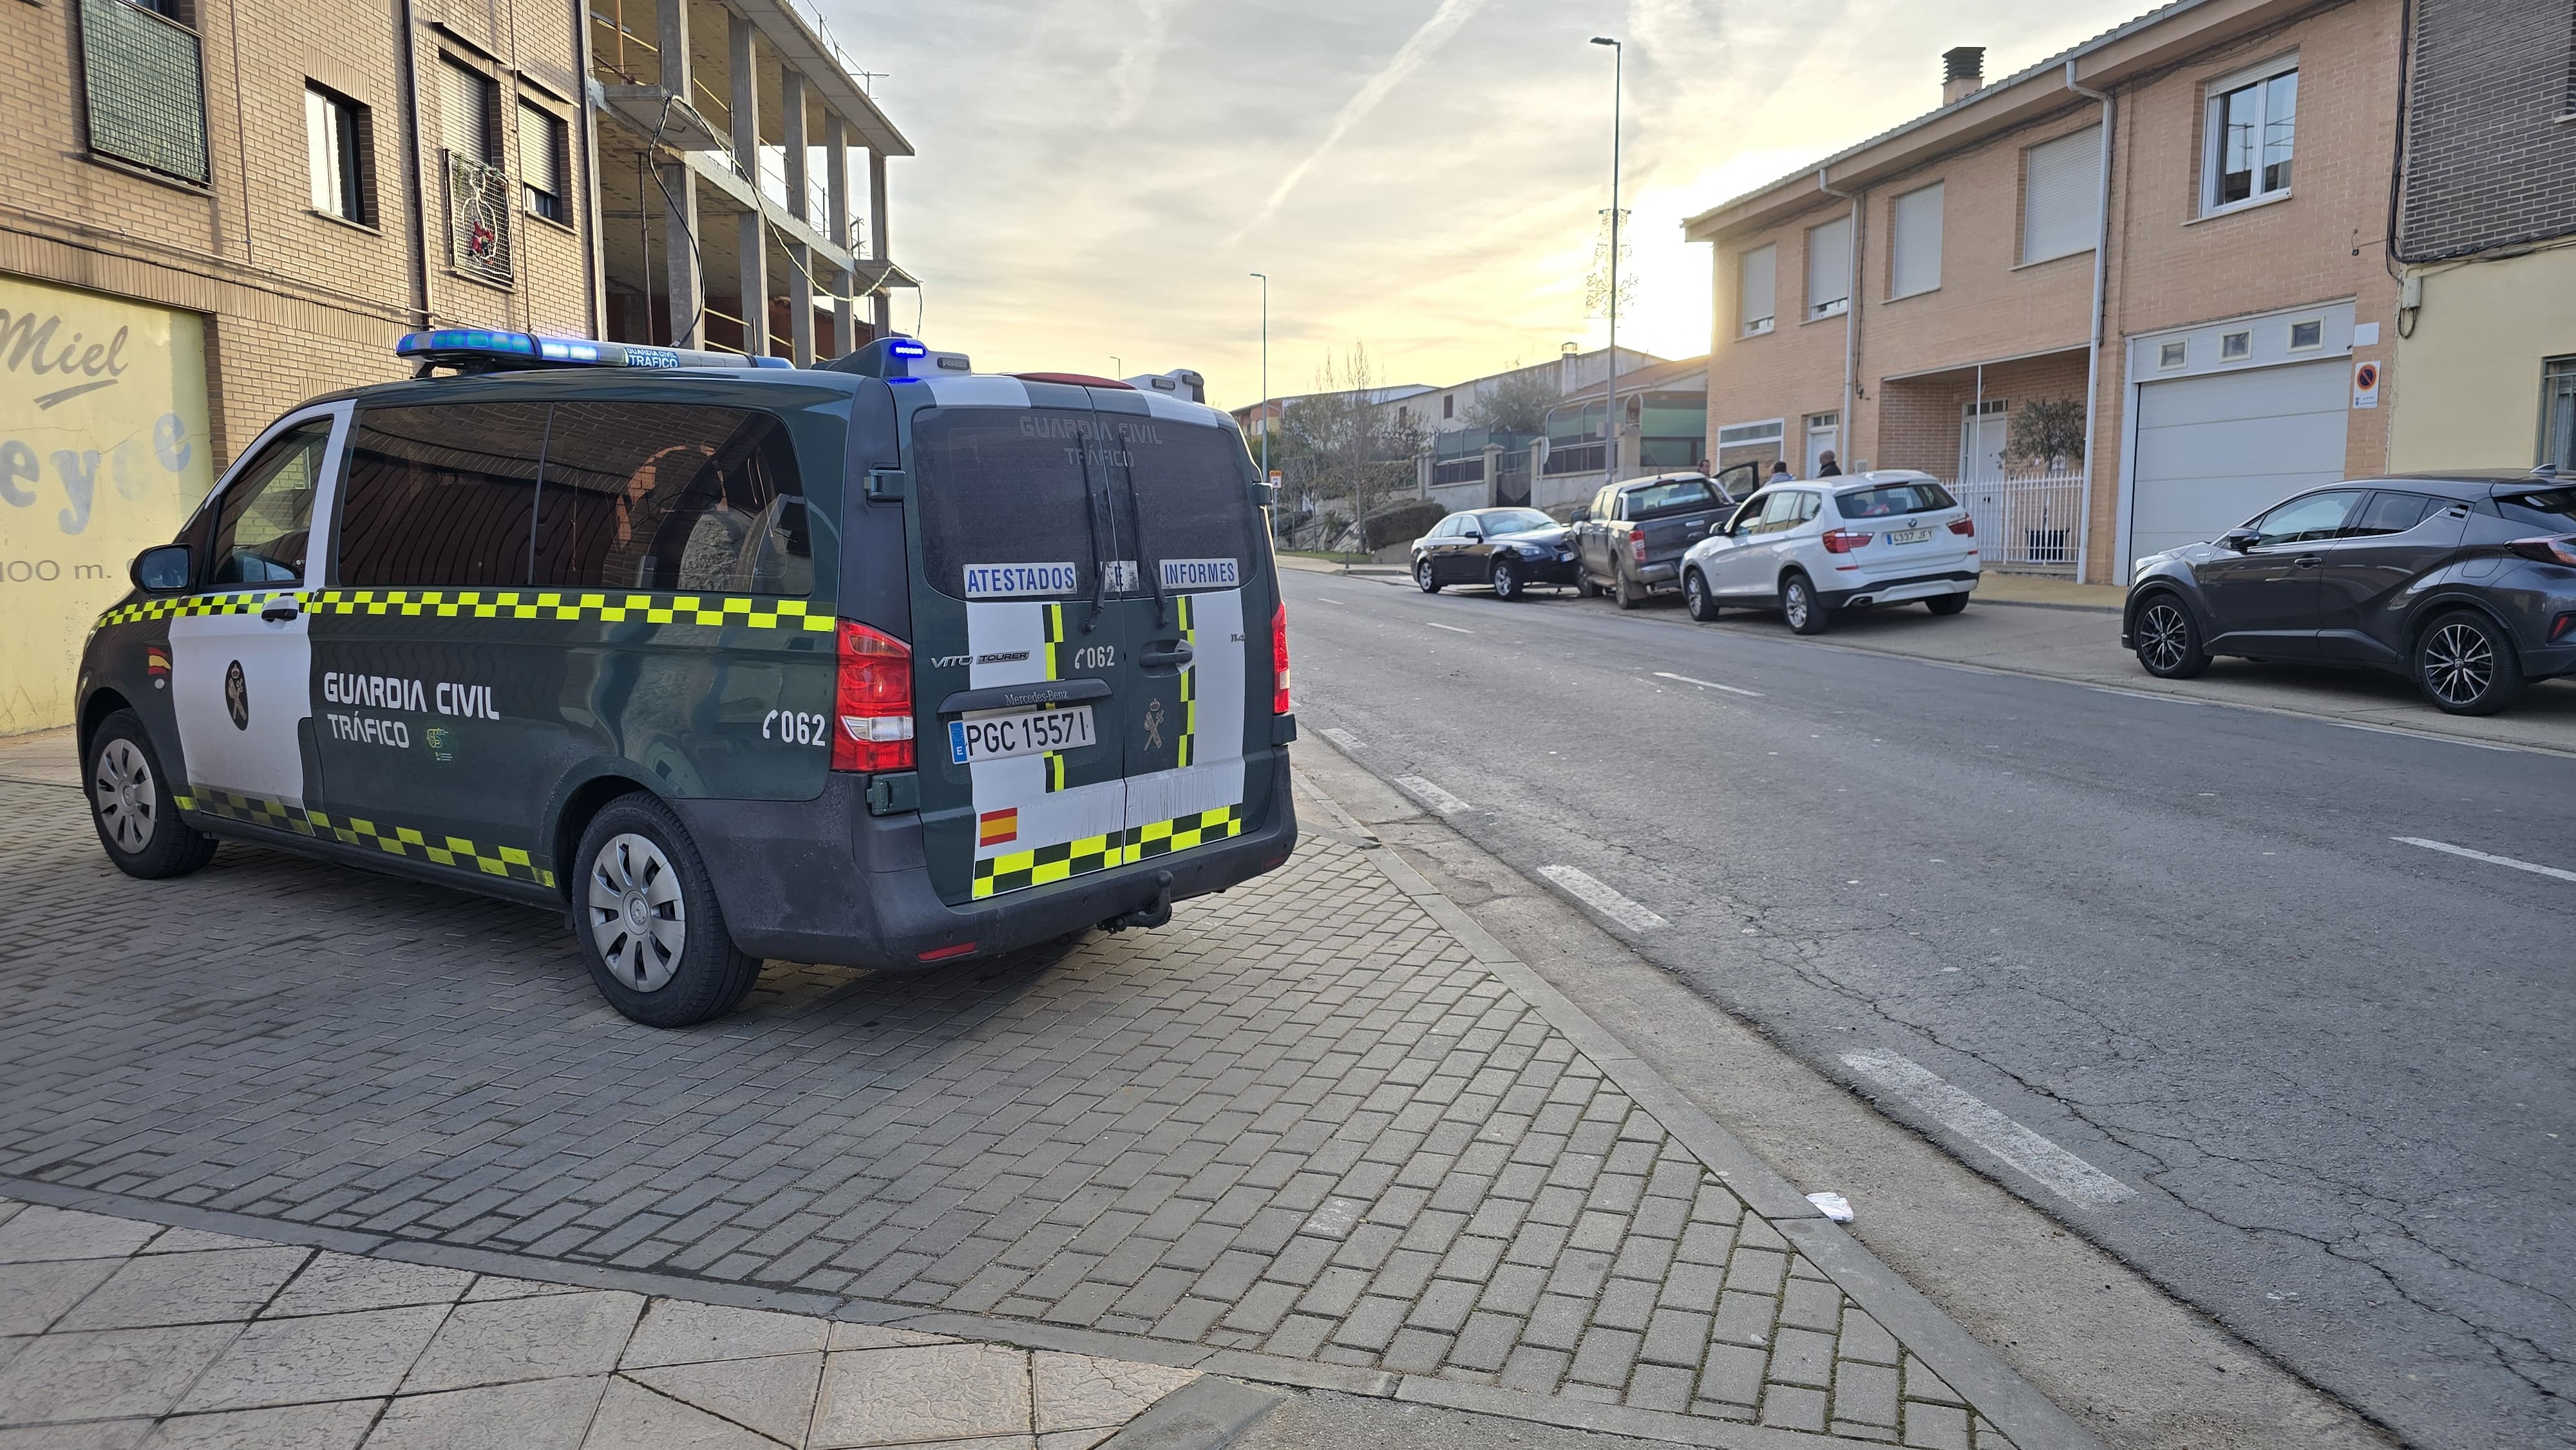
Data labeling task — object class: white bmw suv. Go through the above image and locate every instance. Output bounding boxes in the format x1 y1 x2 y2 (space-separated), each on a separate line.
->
1677 470 1980 634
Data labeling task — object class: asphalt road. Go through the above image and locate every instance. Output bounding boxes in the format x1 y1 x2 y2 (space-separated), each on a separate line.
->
1280 567 2576 1450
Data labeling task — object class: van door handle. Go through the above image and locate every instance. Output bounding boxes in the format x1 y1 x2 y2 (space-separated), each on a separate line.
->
1140 641 1195 669
261 596 302 621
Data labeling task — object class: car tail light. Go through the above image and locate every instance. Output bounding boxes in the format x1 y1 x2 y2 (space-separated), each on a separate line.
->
2506 534 2576 567
1272 600 1292 715
1948 516 1976 536
1627 525 1647 565
2553 613 2576 643
1821 529 1872 554
832 620 914 772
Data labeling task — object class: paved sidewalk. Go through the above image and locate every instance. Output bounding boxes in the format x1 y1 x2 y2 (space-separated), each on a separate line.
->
0 1196 1200 1448
0 769 2084 1449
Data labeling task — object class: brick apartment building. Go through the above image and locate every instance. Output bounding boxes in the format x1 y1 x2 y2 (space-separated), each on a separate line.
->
1 0 910 733
1684 0 2408 583
2385 0 2576 474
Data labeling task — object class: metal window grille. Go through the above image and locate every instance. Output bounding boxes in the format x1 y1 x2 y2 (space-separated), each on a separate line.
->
445 151 514 284
80 0 209 184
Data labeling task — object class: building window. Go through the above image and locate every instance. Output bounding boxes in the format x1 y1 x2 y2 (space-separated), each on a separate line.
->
78 0 211 185
304 84 370 223
1806 216 1852 319
2221 330 2252 361
1443 393 1454 420
1716 419 1784 451
2020 126 2102 265
1888 183 1942 299
2159 340 2188 369
2287 317 2324 351
2542 358 2576 471
1739 244 1776 336
439 58 498 162
439 59 511 283
2203 62 2297 212
516 101 568 224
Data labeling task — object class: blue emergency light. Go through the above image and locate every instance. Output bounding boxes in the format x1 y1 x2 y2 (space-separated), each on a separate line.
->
396 329 794 373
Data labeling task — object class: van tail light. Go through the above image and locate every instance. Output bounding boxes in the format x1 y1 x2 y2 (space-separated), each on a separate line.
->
1272 601 1292 715
1820 529 1873 554
831 620 914 772
1627 525 1647 565
2506 534 2576 567
1948 516 1976 537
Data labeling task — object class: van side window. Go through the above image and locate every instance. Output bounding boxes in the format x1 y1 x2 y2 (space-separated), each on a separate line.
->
533 404 810 596
337 404 547 587
207 421 332 588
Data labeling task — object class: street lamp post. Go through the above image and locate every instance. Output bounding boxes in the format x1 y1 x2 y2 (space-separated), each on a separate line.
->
1590 37 1622 492
1249 272 1270 484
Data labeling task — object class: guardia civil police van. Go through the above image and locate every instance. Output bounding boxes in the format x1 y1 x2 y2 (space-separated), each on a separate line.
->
73 332 1298 1026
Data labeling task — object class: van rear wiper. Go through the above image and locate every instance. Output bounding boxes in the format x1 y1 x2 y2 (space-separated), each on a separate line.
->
1080 488 1108 635
1122 469 1171 630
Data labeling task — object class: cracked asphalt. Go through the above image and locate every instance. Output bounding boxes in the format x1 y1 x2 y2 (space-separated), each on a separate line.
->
1283 566 2576 1450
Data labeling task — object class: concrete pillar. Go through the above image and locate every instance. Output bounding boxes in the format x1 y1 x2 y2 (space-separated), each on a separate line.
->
826 115 853 352
654 0 689 96
728 14 766 357
780 71 812 366
659 162 702 348
868 150 891 335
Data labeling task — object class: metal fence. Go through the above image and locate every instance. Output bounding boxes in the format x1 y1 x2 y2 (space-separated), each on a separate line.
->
1542 440 1605 476
1953 473 2083 572
1431 455 1484 487
445 153 515 286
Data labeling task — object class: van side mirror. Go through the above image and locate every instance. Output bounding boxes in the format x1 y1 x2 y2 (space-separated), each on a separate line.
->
2221 527 2260 552
131 544 191 594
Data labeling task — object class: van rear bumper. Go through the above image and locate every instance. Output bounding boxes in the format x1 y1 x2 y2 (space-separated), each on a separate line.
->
674 754 1300 970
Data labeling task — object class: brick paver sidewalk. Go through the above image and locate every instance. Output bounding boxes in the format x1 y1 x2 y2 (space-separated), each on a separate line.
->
0 775 2084 1448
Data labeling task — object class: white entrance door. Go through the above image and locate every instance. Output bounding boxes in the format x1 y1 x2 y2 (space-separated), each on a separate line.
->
1958 400 2009 482
167 408 345 811
2127 360 2348 569
1803 413 1839 476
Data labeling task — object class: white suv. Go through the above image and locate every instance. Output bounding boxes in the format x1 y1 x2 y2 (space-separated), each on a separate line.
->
1677 471 1980 634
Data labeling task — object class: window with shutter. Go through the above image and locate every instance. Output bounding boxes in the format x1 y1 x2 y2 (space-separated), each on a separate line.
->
2020 126 2101 265
1738 245 1776 336
439 59 495 162
517 102 566 224
1888 184 1942 299
1806 216 1851 319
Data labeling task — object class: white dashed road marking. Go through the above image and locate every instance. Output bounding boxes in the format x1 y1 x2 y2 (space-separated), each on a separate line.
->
1653 671 1764 699
1320 727 1363 750
1841 1049 2136 1207
1394 775 1470 814
2394 836 2576 884
1426 621 1474 635
1537 864 1668 933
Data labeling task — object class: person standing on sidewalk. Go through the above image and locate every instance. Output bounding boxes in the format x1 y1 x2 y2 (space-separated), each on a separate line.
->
1817 450 1842 476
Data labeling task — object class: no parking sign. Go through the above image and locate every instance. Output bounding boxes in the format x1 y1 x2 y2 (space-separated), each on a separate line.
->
2352 359 2381 410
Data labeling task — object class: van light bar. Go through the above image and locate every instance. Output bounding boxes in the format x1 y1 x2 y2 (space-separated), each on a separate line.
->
396 330 792 373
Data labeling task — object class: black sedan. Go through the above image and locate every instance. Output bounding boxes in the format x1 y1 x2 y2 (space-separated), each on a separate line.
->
2122 467 2576 714
1411 507 1580 600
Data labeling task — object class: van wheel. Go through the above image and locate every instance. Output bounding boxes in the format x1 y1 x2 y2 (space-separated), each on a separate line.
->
1783 573 1830 635
574 794 761 1027
87 710 216 880
1415 560 1442 594
2416 610 2524 716
1684 570 1722 622
1490 557 1522 599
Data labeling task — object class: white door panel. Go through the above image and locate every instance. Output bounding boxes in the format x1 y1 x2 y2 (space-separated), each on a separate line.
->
2129 362 2349 568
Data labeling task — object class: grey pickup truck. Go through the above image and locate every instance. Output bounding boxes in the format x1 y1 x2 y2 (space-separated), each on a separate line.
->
1571 466 1761 608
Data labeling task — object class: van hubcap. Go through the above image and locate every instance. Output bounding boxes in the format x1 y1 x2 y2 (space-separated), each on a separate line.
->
589 833 687 992
91 739 155 854
2424 622 2494 706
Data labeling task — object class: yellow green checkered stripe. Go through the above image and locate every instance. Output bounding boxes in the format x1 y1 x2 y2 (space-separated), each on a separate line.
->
100 589 833 632
1041 603 1068 793
971 805 1242 899
1175 594 1197 770
183 787 556 888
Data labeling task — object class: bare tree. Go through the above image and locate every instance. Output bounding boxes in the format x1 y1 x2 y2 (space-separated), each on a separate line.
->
1282 344 1423 553
1463 362 1560 437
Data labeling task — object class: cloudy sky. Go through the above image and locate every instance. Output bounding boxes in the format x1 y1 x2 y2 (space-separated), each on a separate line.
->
817 0 2145 408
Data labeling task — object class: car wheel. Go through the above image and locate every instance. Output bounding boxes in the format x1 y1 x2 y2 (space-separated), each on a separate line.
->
574 793 762 1027
1613 569 1643 611
2131 593 2209 679
1924 593 1970 616
1415 559 1442 594
1782 572 1830 635
2415 610 2524 716
1577 573 1603 598
1684 569 1722 623
1490 557 1522 600
86 710 217 880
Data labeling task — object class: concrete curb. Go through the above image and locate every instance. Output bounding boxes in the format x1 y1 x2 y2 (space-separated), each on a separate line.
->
1099 1377 1286 1448
1294 759 2108 1450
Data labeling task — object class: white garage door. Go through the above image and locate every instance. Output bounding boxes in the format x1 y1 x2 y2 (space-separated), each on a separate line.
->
2128 359 2350 572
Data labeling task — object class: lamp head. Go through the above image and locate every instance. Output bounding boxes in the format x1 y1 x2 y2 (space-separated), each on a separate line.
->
1589 35 1618 46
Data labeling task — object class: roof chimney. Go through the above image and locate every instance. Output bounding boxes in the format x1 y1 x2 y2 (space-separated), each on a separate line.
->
1942 47 1985 106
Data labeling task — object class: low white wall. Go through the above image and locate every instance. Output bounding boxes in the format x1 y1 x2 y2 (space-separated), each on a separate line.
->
1426 479 1492 513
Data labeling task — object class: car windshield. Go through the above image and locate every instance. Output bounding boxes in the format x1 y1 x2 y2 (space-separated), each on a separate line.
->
1623 479 1719 520
1477 509 1553 535
2496 488 2576 531
1835 482 1958 518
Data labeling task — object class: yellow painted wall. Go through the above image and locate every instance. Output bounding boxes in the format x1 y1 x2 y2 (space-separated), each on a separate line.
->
1 274 215 735
2387 247 2576 473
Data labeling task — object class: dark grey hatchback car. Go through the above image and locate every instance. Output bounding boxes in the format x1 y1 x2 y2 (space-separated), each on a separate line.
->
2121 467 2576 715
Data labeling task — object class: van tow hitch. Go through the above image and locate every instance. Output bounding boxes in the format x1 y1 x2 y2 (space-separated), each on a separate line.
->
1102 871 1175 932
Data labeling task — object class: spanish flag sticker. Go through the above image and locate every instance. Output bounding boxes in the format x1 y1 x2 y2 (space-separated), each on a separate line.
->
144 645 171 677
978 807 1019 848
